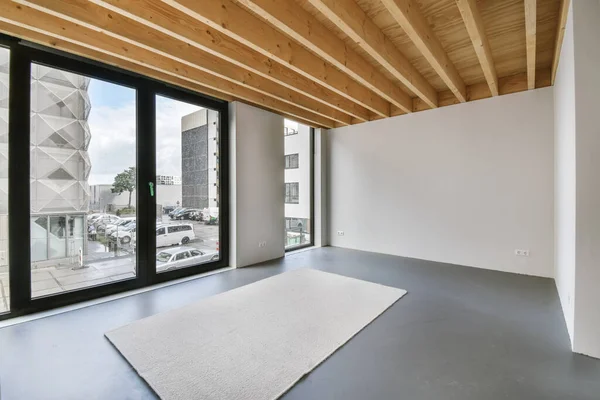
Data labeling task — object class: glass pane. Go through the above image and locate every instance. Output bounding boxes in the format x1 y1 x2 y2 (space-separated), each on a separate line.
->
30 64 137 298
284 120 311 250
0 47 8 313
155 96 220 274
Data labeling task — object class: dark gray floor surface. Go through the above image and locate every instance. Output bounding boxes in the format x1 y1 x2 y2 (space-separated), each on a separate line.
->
1 247 599 399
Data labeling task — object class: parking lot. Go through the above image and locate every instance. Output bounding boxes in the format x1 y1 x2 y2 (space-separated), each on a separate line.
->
0 216 220 312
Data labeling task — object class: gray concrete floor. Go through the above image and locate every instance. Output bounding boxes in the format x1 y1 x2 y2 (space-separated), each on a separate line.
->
0 247 598 399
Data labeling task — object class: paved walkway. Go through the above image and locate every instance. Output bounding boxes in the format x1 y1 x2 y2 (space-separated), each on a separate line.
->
0 222 220 313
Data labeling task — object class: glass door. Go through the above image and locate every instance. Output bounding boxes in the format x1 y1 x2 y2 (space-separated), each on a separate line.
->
153 95 222 276
29 64 137 298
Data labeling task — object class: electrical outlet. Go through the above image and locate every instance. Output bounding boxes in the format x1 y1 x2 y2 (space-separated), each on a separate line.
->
258 241 267 248
515 249 530 257
337 231 344 236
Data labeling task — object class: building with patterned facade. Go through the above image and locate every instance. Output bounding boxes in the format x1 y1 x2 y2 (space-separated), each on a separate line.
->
28 65 92 264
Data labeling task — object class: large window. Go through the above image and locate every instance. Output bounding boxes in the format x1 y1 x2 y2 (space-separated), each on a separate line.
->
155 95 221 274
1 36 228 320
284 120 312 250
29 65 137 298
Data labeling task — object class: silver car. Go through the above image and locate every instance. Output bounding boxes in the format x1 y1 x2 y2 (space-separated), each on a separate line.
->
156 246 219 272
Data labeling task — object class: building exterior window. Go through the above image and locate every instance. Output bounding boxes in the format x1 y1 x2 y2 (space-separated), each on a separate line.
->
285 153 299 169
284 127 297 136
285 182 299 204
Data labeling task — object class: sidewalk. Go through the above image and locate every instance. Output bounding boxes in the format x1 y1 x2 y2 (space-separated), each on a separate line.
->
0 255 135 313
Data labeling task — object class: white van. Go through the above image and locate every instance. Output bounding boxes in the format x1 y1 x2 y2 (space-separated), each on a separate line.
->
157 223 195 248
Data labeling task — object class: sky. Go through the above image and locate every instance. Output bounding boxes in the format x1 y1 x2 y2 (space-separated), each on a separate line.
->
86 78 299 186
87 79 202 185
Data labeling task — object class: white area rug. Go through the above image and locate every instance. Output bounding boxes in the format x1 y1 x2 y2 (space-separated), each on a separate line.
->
105 268 407 400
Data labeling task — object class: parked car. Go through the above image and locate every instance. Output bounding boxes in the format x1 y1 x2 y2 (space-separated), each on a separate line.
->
168 207 185 218
88 213 110 224
104 217 136 235
93 214 120 229
87 213 104 222
172 208 200 220
190 210 203 221
109 223 136 245
156 246 219 272
156 223 195 247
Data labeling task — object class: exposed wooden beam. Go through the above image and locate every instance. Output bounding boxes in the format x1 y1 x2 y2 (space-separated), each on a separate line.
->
380 0 467 102
91 0 368 122
1 2 334 128
303 0 437 109
237 0 416 113
524 0 537 89
14 0 344 127
408 69 552 114
456 0 498 96
551 0 571 85
238 0 433 111
164 0 391 117
0 20 323 128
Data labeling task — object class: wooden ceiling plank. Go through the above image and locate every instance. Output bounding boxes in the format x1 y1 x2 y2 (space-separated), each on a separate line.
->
0 21 241 106
524 0 537 90
14 0 346 126
456 0 498 96
0 2 334 128
380 0 467 102
164 0 390 117
236 0 416 113
91 0 366 122
551 0 570 85
304 0 437 109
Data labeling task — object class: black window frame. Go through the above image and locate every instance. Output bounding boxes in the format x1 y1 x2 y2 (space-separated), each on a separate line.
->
0 33 230 321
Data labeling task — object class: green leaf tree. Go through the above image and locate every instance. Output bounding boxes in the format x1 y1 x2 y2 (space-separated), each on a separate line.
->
111 167 136 208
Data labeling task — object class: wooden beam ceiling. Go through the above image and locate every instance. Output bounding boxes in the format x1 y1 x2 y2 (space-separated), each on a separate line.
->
302 0 437 109
165 0 391 118
18 0 369 125
380 0 467 103
0 0 564 128
456 0 498 96
90 0 370 122
3 1 334 128
235 0 416 113
552 0 571 85
525 0 537 90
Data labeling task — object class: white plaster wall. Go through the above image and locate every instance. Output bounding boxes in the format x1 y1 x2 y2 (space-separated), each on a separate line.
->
327 88 554 278
229 102 285 268
572 0 600 359
553 0 576 342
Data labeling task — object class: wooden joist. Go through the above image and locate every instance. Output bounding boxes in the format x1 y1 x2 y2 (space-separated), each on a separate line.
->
456 0 498 96
380 0 467 102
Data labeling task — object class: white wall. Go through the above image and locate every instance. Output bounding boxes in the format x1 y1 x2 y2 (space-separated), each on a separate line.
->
314 128 328 247
229 102 285 268
572 0 600 359
553 0 576 344
328 88 555 278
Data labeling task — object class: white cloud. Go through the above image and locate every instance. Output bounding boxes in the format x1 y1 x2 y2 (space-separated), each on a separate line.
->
87 96 203 185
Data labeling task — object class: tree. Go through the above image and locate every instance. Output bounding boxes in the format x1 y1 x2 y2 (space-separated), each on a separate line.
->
111 167 136 208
